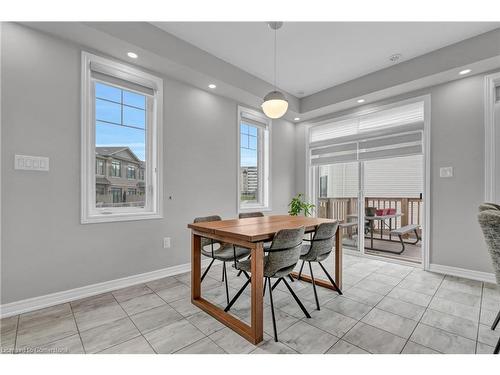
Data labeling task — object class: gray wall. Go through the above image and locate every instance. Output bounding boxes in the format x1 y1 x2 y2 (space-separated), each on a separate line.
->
296 73 496 274
1 23 296 304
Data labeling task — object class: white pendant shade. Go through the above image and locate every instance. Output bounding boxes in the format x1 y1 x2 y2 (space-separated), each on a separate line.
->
261 90 288 119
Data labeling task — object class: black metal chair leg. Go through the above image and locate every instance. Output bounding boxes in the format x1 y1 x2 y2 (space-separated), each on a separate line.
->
223 262 230 305
222 262 225 282
224 277 251 312
201 258 215 282
494 336 500 354
288 274 295 283
491 309 500 331
317 262 342 295
298 260 305 279
308 262 320 310
271 278 282 291
268 278 278 342
263 276 267 297
282 277 311 318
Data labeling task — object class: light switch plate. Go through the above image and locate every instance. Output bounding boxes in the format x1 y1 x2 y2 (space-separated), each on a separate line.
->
15 155 50 171
439 166 453 178
163 237 171 249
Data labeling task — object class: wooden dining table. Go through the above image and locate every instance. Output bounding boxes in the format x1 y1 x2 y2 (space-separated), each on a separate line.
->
188 215 345 344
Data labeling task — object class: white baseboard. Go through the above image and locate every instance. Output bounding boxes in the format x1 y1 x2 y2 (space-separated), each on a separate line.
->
428 263 497 284
0 259 212 319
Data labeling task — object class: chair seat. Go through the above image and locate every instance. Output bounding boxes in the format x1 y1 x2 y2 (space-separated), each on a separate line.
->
202 244 250 261
235 256 295 278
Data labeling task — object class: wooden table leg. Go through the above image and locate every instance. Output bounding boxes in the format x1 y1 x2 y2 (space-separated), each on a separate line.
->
335 226 343 290
250 242 264 344
191 233 201 301
190 232 263 345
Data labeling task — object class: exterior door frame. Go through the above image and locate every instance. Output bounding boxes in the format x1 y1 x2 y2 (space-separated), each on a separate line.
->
306 94 431 269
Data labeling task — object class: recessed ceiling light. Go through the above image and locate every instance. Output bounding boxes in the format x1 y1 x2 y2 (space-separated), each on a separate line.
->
294 117 300 121
208 84 217 89
357 99 366 103
389 53 402 63
459 69 471 75
127 52 138 59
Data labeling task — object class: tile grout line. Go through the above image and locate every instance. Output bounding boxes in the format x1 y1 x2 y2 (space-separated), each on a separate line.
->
294 261 398 353
398 275 446 354
12 315 20 354
475 282 484 353
14 306 81 354
68 303 87 354
147 275 232 353
332 264 419 353
110 293 158 354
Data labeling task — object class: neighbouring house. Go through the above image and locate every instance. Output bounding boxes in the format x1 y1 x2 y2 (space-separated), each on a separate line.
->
95 147 145 207
240 166 258 201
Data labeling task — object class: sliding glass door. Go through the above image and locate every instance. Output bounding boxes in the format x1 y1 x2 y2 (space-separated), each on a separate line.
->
308 98 427 264
317 162 361 252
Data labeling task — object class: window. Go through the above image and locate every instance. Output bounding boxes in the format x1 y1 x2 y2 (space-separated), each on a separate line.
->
319 175 328 198
127 165 136 179
238 106 271 212
111 161 121 177
81 52 163 223
96 159 105 175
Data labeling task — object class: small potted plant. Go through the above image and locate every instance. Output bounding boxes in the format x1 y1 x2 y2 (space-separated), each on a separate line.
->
288 193 315 217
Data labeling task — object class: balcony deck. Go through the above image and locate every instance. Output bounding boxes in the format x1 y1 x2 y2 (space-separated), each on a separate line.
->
318 197 423 264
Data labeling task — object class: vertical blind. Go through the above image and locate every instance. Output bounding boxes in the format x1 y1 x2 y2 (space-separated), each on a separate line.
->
309 101 424 165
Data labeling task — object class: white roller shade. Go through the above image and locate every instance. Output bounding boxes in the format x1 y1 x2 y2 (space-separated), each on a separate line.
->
240 110 269 129
309 101 424 145
90 61 157 96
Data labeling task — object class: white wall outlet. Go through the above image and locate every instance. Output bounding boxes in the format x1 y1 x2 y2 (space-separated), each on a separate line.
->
439 166 453 178
163 237 171 249
15 154 50 171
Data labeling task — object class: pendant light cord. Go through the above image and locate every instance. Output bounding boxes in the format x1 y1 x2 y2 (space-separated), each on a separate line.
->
274 26 277 90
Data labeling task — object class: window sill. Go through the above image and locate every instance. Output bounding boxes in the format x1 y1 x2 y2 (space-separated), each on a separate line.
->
239 206 272 214
81 211 162 224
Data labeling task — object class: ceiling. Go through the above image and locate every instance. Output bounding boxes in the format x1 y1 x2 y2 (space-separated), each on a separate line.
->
153 22 499 97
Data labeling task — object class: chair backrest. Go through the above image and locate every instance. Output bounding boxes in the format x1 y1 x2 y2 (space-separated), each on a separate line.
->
239 212 264 219
303 221 339 261
479 202 500 212
265 227 305 277
193 215 222 247
478 209 500 284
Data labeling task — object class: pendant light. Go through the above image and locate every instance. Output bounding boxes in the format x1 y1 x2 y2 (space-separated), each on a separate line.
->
261 22 288 119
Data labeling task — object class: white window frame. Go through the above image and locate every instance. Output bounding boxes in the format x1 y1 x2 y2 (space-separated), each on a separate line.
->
81 52 163 224
237 106 272 213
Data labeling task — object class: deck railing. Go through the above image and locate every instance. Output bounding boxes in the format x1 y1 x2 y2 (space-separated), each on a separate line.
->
318 197 423 236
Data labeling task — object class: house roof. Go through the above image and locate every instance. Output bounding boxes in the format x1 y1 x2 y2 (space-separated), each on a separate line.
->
96 147 142 163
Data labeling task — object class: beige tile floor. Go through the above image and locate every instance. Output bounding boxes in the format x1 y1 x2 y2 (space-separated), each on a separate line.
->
1 254 499 354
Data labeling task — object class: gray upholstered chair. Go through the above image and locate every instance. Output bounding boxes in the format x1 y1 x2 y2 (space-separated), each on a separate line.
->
236 211 277 277
298 221 342 310
238 212 264 219
193 215 251 304
479 202 500 212
225 226 310 342
477 208 500 354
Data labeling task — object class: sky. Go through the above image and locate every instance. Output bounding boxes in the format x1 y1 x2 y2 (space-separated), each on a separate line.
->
240 122 258 167
95 82 146 161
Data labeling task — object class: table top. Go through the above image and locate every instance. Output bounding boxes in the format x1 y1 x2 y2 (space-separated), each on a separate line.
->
188 215 336 242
